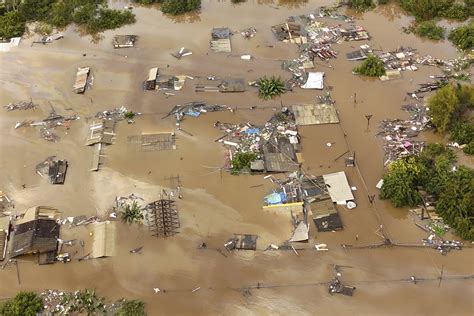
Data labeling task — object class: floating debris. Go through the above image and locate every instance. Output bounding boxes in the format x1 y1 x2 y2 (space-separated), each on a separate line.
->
4 99 38 111
240 27 257 39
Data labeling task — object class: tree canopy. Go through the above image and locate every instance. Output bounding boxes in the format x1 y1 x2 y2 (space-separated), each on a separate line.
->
0 292 43 316
0 0 136 39
118 299 146 316
414 21 445 40
257 76 286 100
428 84 474 134
448 22 474 50
353 54 386 77
380 144 474 240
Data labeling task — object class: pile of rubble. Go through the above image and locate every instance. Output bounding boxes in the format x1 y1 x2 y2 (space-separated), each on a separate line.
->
14 108 79 142
4 100 38 111
164 101 232 121
377 103 430 166
95 106 140 122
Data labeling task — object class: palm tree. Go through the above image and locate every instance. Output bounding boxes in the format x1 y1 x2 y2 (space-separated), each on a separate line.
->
120 201 143 224
257 76 286 100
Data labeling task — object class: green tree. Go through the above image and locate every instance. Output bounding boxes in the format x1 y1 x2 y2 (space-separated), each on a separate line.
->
0 11 25 39
0 292 43 316
380 156 424 207
118 299 146 316
428 84 474 134
448 22 474 50
257 76 286 100
414 21 445 40
451 122 474 145
353 54 386 77
436 166 474 240
121 201 143 224
161 0 201 15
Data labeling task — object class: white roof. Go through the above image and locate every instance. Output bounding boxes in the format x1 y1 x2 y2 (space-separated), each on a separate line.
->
0 37 21 52
323 171 354 204
289 221 309 242
301 72 324 89
148 67 158 81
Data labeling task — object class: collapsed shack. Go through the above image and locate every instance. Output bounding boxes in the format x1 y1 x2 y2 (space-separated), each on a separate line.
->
9 206 61 264
215 108 301 173
195 78 246 93
128 133 176 151
35 156 68 184
328 278 356 296
4 99 38 111
377 103 429 166
263 171 354 238
274 13 370 88
224 234 258 251
210 27 232 53
112 35 137 48
164 101 231 120
15 107 79 142
73 67 90 94
86 120 116 172
144 67 158 90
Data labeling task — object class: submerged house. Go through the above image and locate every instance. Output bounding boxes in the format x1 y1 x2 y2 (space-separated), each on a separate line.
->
9 206 61 264
73 67 90 94
113 35 137 48
210 27 232 53
144 67 158 90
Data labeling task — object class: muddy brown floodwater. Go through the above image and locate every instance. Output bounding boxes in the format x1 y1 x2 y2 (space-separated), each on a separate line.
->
0 0 473 315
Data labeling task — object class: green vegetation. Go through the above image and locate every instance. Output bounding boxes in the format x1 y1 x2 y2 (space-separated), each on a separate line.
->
124 111 136 120
61 289 106 315
380 144 474 240
0 11 25 39
257 76 286 100
353 54 386 77
231 152 257 174
451 122 474 155
428 84 474 134
413 21 444 40
448 22 474 50
120 201 144 224
0 292 43 316
134 0 201 15
398 0 471 21
0 0 135 39
118 299 146 316
348 0 375 12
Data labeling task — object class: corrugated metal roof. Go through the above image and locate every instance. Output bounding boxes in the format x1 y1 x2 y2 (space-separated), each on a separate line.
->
323 171 354 204
292 103 339 126
91 221 116 258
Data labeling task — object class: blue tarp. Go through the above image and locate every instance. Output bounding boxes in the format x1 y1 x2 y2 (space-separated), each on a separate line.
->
265 192 288 205
243 128 260 135
185 110 201 117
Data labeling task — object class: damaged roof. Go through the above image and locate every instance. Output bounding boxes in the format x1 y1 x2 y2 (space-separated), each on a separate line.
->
11 219 60 258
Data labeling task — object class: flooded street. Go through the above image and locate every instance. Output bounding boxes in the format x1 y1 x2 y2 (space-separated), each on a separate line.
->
0 0 473 315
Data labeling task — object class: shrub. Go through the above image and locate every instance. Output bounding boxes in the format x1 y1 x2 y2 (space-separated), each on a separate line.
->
348 0 375 12
0 292 43 316
86 8 135 33
118 299 146 316
414 21 444 40
120 201 143 224
448 22 474 50
161 0 201 15
231 152 257 173
463 142 474 155
353 54 386 77
0 11 25 39
442 3 469 21
450 122 474 145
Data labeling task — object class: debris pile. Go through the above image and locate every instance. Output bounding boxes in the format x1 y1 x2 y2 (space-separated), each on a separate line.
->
164 101 231 120
215 108 300 172
4 100 38 111
95 106 140 122
171 47 192 59
35 156 68 184
408 77 448 99
377 103 430 165
240 27 257 39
